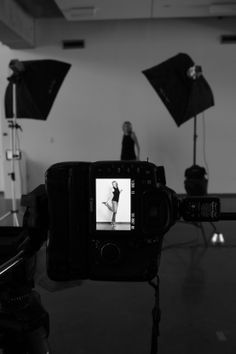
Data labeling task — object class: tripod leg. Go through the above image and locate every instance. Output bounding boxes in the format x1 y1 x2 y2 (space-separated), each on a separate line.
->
26 327 52 354
149 276 160 354
1 330 51 354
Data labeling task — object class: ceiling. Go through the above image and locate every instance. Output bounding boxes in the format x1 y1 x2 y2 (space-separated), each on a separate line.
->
1 0 236 49
13 0 236 20
14 0 63 18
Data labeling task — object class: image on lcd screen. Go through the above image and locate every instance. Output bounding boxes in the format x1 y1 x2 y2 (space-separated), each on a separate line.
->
96 178 131 231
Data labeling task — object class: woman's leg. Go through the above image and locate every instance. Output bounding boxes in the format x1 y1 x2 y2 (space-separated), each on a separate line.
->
111 201 118 224
103 201 118 224
102 201 113 212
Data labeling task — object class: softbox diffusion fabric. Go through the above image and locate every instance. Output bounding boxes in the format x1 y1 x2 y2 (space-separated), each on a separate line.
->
5 60 71 120
142 53 214 126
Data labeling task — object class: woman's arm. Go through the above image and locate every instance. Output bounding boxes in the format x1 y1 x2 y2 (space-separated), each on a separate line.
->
132 132 140 160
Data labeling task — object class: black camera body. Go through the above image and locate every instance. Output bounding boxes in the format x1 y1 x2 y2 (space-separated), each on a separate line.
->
43 160 222 283
45 161 177 282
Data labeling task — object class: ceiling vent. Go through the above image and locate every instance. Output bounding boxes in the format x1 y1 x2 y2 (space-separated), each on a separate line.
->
61 6 97 20
62 39 85 49
220 34 236 43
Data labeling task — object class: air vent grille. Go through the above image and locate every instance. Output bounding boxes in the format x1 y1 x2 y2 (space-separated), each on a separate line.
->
62 39 85 49
221 35 236 44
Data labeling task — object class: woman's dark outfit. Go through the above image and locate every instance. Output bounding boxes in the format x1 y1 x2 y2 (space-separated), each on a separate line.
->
121 134 136 160
112 187 120 202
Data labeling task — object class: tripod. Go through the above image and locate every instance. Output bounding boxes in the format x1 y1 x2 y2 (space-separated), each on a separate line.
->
0 82 21 227
0 227 51 354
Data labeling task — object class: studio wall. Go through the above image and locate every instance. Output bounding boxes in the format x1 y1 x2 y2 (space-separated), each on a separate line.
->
0 18 236 193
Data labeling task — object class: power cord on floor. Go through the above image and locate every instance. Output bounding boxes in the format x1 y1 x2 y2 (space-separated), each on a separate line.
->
161 221 236 250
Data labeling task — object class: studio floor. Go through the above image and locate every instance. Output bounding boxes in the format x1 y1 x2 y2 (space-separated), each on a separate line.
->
1 196 236 354
96 222 131 231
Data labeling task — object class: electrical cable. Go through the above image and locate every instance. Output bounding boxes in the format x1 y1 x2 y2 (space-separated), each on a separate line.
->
162 240 200 251
161 221 236 249
162 231 236 250
162 243 236 250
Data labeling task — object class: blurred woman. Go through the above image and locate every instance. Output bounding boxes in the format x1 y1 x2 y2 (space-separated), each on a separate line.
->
121 121 140 161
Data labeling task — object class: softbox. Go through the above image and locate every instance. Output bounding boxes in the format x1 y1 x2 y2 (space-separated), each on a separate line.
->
5 60 71 120
142 53 214 126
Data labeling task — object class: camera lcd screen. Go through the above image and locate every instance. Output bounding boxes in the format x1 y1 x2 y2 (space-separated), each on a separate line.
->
96 178 135 231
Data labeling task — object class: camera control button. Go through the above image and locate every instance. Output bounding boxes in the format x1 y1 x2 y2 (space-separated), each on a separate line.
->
145 169 152 175
97 168 103 175
100 243 120 264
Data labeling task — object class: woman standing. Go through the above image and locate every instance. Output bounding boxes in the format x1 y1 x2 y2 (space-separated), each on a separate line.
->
121 121 140 161
102 181 122 226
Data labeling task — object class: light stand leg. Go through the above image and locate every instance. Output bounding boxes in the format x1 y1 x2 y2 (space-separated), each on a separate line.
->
0 211 12 222
0 212 19 226
13 211 19 227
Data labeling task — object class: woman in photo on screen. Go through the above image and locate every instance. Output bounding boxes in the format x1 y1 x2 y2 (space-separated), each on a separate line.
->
121 121 140 161
102 181 122 226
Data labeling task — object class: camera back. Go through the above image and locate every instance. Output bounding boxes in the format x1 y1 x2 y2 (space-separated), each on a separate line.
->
45 161 168 282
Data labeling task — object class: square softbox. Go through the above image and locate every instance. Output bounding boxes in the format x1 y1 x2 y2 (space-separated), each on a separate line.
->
143 53 214 126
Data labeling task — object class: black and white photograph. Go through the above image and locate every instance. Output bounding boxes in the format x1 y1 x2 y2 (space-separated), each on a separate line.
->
0 1 236 354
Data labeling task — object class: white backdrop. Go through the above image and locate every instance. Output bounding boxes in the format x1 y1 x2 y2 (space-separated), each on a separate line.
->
96 178 131 223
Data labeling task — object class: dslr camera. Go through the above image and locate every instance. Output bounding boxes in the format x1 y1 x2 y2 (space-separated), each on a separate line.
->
38 160 220 282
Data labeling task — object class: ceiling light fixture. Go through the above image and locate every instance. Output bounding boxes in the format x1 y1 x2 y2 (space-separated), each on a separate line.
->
63 6 97 20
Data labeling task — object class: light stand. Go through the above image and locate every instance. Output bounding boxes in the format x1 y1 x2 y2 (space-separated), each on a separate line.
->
0 80 21 226
1 58 71 227
187 68 225 245
193 116 197 166
184 66 208 196
184 65 222 245
188 65 202 169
